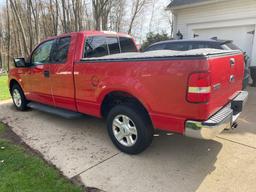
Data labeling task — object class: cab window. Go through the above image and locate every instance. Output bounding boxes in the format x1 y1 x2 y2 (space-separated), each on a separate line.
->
119 37 137 52
51 37 71 63
84 36 138 58
84 36 108 58
31 40 55 65
106 37 121 54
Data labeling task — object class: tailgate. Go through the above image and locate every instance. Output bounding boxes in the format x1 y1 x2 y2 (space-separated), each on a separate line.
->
207 52 244 116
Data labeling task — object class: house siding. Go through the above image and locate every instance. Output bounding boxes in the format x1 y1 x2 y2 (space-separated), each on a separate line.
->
172 0 256 66
174 0 256 37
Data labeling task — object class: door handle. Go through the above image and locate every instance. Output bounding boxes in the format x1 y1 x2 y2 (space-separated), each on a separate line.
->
44 70 50 78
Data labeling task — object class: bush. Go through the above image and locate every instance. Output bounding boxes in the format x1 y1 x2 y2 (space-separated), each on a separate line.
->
141 32 172 51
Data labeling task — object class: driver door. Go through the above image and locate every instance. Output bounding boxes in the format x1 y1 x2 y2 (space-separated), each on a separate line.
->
27 39 56 106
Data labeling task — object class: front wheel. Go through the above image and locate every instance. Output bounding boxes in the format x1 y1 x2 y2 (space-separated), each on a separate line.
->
11 84 28 111
107 104 153 154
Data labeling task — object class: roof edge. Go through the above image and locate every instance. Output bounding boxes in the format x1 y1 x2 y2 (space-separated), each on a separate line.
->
167 0 228 10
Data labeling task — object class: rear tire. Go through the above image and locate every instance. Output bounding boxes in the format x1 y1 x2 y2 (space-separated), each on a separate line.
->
11 84 28 111
107 103 153 154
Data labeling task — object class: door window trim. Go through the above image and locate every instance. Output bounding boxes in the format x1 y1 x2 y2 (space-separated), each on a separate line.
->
50 36 71 64
29 39 57 67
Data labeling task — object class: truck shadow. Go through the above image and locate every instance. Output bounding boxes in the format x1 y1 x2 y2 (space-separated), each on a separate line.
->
118 134 223 192
0 101 248 192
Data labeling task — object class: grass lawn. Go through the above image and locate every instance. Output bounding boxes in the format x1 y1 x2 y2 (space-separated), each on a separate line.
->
0 75 11 101
0 123 83 192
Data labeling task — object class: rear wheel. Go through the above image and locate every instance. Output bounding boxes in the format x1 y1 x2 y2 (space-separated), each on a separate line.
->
107 103 153 154
11 84 28 111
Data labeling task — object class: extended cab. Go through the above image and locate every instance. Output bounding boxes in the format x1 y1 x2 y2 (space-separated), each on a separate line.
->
9 31 248 154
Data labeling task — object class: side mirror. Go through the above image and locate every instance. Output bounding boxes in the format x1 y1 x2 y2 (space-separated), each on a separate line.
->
14 58 27 68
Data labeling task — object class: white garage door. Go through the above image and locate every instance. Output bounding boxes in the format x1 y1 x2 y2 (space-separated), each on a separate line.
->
193 25 255 59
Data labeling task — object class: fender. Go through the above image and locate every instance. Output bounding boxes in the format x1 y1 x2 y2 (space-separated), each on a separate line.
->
96 77 154 114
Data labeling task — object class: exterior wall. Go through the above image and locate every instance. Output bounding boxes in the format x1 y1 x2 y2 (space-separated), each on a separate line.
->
252 25 256 66
172 0 256 66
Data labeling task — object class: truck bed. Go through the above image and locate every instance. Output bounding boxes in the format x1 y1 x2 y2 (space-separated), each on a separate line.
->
76 48 244 133
81 49 241 61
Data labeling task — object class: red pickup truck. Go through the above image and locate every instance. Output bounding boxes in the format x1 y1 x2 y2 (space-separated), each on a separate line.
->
9 31 248 154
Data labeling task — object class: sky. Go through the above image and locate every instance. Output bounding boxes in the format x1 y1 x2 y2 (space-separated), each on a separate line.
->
0 0 4 7
133 0 172 42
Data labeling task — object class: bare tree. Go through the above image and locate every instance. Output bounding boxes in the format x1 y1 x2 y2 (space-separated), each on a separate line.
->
50 0 59 35
92 0 111 30
0 0 171 66
6 0 10 70
61 0 68 32
9 0 30 56
108 0 125 32
148 0 156 32
128 0 148 34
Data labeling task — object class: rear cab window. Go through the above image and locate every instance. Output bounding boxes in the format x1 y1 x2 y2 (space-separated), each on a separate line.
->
84 36 108 58
106 37 121 54
84 35 137 58
119 37 137 52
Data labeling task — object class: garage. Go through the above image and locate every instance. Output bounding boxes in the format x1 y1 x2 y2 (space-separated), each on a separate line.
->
168 0 256 67
193 25 255 59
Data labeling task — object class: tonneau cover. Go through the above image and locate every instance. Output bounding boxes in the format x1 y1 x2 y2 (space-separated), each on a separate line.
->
82 49 241 61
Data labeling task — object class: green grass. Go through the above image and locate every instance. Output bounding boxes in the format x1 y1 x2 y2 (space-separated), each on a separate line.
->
0 123 83 192
0 123 6 133
0 75 11 101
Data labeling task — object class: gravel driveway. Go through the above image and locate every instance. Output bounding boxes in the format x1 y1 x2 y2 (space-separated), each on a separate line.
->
0 88 256 192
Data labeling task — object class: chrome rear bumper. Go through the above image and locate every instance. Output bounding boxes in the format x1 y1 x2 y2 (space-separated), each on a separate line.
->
185 91 248 140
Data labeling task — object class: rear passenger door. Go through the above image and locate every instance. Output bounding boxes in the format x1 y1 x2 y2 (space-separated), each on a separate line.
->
49 35 77 111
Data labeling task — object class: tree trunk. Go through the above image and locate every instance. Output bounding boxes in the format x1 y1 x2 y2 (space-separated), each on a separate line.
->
61 0 67 32
9 0 30 57
6 0 10 71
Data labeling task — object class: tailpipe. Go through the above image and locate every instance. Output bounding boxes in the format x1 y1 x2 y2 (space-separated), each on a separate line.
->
231 122 238 129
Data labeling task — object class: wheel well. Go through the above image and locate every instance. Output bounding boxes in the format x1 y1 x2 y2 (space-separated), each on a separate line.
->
101 91 151 120
9 79 19 93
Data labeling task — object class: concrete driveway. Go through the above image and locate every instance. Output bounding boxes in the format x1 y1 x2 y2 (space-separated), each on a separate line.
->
0 88 256 192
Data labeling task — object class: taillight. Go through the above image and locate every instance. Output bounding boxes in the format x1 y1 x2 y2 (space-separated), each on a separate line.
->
187 72 211 103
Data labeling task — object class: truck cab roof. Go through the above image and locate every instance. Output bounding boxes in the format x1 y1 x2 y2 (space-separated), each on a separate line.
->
46 31 133 40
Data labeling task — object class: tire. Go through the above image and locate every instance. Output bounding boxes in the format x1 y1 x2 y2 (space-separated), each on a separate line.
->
11 84 28 111
107 103 153 154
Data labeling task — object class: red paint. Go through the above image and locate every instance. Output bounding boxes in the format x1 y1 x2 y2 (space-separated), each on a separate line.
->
8 31 244 134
